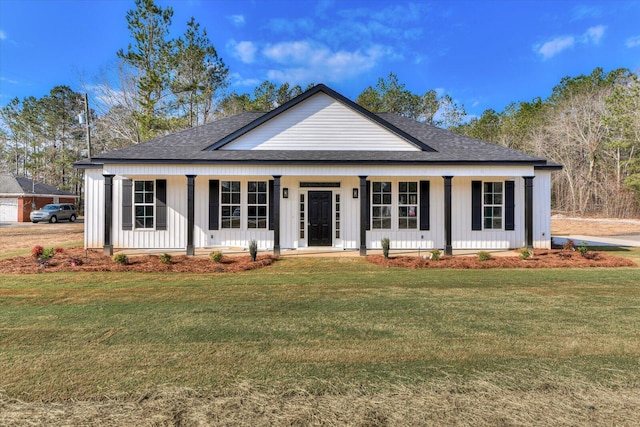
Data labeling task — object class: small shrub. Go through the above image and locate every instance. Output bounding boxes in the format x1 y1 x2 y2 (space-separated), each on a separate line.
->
209 251 223 263
519 248 532 260
112 253 128 265
381 238 390 259
40 247 55 260
563 239 576 251
577 242 589 257
159 253 172 264
429 249 441 261
31 245 44 259
54 247 65 254
478 251 491 262
249 240 258 262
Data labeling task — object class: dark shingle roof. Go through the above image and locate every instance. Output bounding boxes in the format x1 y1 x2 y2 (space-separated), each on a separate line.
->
75 85 558 168
0 173 77 196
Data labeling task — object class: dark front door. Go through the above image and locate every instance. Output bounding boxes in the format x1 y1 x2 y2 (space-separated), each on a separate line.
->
308 191 332 246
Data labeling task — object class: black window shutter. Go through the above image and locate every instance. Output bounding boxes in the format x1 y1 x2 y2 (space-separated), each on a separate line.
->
505 180 515 231
122 179 132 230
155 179 167 230
268 180 275 230
420 180 430 230
365 180 371 230
472 180 482 231
209 180 219 230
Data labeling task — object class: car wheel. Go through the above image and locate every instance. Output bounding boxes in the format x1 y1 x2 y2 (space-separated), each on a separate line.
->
32 221 38 223
69 214 76 222
49 216 57 223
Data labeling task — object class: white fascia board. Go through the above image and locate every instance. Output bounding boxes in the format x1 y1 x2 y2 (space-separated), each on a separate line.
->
104 164 536 178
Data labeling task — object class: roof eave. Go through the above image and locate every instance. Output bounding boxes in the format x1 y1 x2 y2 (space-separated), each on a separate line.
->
85 157 551 167
534 163 563 171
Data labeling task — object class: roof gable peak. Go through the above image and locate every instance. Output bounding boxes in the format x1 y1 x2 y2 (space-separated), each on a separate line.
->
205 84 436 152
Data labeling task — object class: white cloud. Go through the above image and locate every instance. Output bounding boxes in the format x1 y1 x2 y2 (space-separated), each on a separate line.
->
227 15 245 27
582 25 606 44
229 72 260 88
535 25 606 60
228 40 257 64
0 76 19 84
0 30 6 40
536 36 575 60
267 18 314 35
626 35 640 48
262 41 387 84
570 5 602 21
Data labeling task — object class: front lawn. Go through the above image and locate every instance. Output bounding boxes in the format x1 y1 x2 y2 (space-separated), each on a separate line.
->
1 255 640 425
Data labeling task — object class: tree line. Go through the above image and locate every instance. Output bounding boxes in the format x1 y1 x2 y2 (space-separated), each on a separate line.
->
1 0 638 217
455 68 640 217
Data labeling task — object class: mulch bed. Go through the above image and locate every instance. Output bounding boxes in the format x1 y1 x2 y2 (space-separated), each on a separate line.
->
0 247 277 274
368 249 637 269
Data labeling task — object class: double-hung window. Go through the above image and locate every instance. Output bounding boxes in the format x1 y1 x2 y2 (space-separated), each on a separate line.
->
398 182 418 229
483 182 503 229
247 181 267 229
221 181 241 228
134 180 154 228
372 181 392 229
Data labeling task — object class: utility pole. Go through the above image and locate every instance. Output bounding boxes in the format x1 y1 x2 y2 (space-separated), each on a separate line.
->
83 93 92 159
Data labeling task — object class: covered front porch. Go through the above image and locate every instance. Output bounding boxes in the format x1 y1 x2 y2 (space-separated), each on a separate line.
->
94 165 545 256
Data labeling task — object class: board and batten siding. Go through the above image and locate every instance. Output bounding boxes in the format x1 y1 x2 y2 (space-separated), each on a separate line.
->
279 176 361 250
219 93 420 151
85 164 552 251
533 171 552 249
85 174 188 250
111 175 187 249
193 176 274 250
366 178 443 251
451 176 524 249
84 169 104 248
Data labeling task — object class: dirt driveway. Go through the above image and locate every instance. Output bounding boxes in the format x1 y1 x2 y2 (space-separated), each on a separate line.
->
551 215 640 236
0 222 84 255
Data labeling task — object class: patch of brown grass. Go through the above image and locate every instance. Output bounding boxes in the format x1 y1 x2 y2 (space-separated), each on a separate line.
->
0 223 83 255
1 382 639 426
0 247 277 274
368 250 636 269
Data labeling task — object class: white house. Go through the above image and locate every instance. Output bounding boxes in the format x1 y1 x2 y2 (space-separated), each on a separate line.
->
75 84 561 256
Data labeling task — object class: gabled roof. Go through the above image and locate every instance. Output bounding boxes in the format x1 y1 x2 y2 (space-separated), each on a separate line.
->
205 84 435 152
74 84 561 169
0 173 77 197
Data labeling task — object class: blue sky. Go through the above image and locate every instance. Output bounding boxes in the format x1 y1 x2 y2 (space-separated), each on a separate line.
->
1 0 639 118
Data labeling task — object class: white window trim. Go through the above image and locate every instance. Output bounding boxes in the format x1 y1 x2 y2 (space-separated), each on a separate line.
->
134 180 155 230
483 181 504 230
247 180 268 229
372 181 392 230
221 180 241 229
398 181 418 230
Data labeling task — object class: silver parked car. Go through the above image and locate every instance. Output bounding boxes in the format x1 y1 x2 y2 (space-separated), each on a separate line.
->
30 203 77 223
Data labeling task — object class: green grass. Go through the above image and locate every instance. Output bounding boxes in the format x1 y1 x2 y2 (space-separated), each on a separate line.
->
1 253 640 401
0 240 83 260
